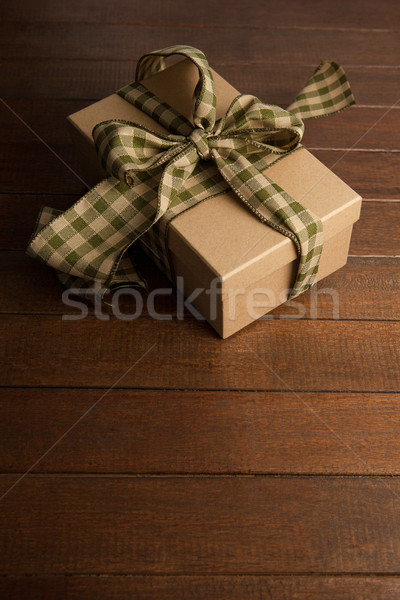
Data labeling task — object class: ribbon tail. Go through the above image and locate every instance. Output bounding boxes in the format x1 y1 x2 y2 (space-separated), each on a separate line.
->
212 148 323 297
25 144 201 298
135 54 166 81
28 206 147 301
26 172 168 286
287 61 355 120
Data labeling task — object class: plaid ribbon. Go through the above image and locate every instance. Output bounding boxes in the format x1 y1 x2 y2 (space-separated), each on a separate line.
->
27 45 355 299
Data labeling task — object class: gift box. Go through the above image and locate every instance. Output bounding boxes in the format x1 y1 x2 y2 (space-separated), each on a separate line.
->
63 51 361 337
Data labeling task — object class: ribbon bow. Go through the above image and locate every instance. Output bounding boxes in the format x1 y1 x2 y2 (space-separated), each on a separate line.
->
27 45 355 299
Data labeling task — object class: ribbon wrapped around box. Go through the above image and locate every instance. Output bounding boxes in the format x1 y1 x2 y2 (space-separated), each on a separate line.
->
26 45 362 337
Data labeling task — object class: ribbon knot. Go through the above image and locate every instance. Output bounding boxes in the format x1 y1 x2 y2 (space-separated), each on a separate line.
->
189 128 211 160
26 45 355 303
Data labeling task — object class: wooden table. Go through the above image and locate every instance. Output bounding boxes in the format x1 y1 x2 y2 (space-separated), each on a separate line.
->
1 1 399 597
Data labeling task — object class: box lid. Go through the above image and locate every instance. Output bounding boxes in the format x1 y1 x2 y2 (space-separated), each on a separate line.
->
68 58 361 294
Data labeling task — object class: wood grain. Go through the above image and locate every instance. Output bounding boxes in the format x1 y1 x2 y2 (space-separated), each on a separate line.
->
350 201 400 255
0 99 90 144
2 24 399 66
2 388 400 475
1 316 399 390
3 0 400 29
2 475 400 573
2 575 400 600
0 195 80 250
2 0 400 594
315 151 400 198
0 143 87 194
303 107 400 151
2 60 399 107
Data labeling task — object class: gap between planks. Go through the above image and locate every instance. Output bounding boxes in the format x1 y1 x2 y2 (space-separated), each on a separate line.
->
2 20 399 33
2 473 400 479
4 572 400 577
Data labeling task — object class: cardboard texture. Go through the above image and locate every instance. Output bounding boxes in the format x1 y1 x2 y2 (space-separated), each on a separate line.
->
68 59 362 338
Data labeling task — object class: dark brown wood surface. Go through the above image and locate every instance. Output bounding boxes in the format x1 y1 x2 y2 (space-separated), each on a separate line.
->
2 475 400 574
3 60 399 105
1 1 399 598
2 389 400 475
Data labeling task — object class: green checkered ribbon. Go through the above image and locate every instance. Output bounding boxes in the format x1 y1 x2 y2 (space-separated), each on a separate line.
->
27 45 355 299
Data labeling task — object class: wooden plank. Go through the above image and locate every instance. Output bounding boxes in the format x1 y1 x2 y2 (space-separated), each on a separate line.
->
0 59 136 100
2 475 400 573
1 24 399 66
1 316 399 390
2 60 399 107
0 195 79 250
350 201 400 255
314 151 400 199
0 143 88 194
2 100 398 149
1 143 398 197
1 2 398 592
2 252 400 320
3 388 400 475
3 0 399 29
0 99 91 144
303 107 400 151
0 248 167 315
2 574 400 600
225 63 400 108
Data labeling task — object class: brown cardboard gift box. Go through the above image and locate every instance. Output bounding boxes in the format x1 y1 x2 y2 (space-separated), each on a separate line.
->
67 59 362 338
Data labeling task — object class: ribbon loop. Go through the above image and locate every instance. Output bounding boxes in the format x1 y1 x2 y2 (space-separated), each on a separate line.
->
135 45 217 131
92 120 186 181
216 94 305 153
